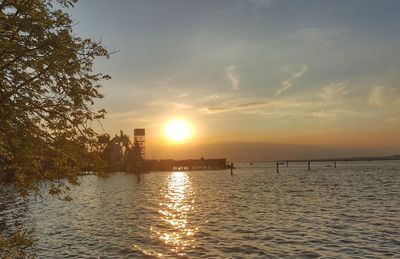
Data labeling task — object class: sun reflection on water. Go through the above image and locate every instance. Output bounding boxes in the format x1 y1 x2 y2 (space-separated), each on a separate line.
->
151 171 197 256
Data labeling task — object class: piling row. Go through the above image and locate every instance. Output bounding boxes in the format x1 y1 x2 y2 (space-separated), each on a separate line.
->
276 160 339 172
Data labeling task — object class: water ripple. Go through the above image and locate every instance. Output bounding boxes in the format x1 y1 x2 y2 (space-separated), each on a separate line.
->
1 161 399 258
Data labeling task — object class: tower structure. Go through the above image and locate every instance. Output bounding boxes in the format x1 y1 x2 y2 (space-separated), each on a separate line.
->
134 128 145 157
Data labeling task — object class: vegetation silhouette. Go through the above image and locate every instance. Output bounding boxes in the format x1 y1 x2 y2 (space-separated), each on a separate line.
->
99 131 147 176
0 0 111 256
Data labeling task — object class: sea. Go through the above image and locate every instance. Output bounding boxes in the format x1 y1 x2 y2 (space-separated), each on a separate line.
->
1 160 399 258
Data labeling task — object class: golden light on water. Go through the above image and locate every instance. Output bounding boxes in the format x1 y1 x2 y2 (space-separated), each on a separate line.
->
164 119 192 143
152 171 197 255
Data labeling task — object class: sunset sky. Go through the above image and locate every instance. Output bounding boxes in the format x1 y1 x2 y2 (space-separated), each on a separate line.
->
70 0 400 160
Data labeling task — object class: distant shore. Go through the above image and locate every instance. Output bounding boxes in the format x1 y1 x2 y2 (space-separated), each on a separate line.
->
257 154 400 163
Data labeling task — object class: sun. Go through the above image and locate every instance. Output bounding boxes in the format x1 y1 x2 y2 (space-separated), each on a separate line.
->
165 119 191 142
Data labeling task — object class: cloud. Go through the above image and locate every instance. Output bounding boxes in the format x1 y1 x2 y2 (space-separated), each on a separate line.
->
203 93 360 122
203 97 320 114
178 93 189 98
311 109 358 120
228 101 358 121
204 99 271 113
242 109 356 120
368 86 386 107
207 94 221 100
155 76 174 85
241 110 307 118
170 102 193 110
275 65 308 97
318 82 350 102
225 65 240 90
205 64 308 113
384 114 400 123
368 86 400 107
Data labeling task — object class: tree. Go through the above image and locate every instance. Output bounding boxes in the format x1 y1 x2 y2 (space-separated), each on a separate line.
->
100 131 147 175
0 0 110 195
0 0 110 255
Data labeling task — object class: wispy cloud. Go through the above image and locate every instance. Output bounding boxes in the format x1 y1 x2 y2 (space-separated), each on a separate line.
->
205 99 270 113
207 94 221 100
384 113 400 123
205 64 308 113
203 97 320 114
155 76 174 85
275 65 308 97
241 108 357 120
178 93 189 98
311 109 358 120
367 86 400 108
225 65 240 90
170 102 193 110
368 86 386 107
319 82 350 102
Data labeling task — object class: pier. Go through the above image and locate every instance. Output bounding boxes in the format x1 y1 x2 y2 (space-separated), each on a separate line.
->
146 158 227 171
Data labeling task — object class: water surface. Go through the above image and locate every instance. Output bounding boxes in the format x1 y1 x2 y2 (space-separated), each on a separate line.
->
1 161 399 258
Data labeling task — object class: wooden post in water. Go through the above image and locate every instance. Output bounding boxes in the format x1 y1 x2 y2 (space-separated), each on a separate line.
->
334 160 337 168
307 161 311 171
230 162 234 176
276 163 279 173
286 161 289 168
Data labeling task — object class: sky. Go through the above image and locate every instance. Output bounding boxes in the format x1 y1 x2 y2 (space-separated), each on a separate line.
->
69 0 400 161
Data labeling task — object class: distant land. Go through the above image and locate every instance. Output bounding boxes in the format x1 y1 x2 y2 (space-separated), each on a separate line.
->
274 154 400 163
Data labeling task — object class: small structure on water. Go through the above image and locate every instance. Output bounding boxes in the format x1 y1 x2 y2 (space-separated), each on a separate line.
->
134 128 145 157
98 129 228 174
146 157 227 171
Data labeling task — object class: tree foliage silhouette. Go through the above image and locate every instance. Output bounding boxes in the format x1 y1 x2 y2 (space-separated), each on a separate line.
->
0 0 110 196
1 0 110 255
